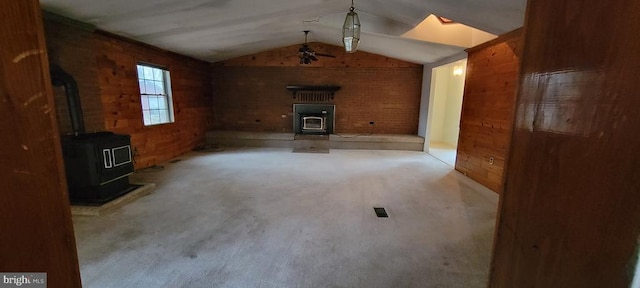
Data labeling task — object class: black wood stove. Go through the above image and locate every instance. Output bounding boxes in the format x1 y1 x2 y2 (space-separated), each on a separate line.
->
60 132 134 204
51 65 134 204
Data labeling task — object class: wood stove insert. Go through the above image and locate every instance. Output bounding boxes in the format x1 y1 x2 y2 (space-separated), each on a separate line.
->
293 104 335 134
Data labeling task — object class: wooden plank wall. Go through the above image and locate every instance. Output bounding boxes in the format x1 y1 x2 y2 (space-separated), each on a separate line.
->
95 31 213 168
212 43 423 134
0 1 82 287
43 17 213 169
489 0 640 287
455 29 522 193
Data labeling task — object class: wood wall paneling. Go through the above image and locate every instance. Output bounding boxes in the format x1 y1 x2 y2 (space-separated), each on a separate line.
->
0 1 82 287
96 32 213 168
489 0 640 287
455 29 522 193
212 44 423 134
43 19 213 169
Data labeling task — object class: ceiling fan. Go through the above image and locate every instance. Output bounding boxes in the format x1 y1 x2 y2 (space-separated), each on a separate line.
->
298 30 335 64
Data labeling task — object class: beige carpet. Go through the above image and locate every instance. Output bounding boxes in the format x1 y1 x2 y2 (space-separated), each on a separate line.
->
428 142 457 167
72 147 498 288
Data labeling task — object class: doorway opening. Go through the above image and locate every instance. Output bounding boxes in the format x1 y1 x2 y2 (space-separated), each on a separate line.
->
426 59 467 167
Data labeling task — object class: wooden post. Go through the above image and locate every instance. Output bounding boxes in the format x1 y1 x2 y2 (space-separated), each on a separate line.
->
0 1 82 287
489 0 640 287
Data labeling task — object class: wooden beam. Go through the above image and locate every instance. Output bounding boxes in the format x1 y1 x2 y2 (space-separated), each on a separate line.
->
0 1 82 287
489 0 640 287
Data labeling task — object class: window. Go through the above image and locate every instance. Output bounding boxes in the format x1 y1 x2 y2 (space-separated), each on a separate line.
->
137 64 174 126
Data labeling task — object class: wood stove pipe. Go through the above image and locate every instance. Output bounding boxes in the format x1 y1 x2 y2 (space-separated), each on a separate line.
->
50 64 85 134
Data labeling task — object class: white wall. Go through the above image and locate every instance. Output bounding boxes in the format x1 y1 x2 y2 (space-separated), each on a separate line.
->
418 52 467 143
428 60 467 147
442 61 466 146
429 68 448 142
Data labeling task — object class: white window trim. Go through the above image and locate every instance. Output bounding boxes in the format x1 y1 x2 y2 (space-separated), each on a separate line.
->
137 63 175 126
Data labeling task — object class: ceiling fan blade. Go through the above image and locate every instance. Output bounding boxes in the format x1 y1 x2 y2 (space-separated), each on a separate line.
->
315 53 336 58
296 31 317 65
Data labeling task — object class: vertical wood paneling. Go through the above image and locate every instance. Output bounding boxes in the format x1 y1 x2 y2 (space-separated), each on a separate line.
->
456 29 522 193
0 2 81 287
490 0 640 287
212 44 423 134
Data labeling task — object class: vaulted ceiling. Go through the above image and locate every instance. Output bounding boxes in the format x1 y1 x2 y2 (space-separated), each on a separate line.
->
39 0 526 64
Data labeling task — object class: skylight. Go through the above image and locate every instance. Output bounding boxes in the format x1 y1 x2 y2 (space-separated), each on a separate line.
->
401 14 497 48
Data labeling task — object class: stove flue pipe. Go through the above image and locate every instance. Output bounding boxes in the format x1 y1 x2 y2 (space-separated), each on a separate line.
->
50 64 85 135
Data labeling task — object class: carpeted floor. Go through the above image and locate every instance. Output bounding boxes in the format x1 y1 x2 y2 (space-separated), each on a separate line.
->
428 142 457 167
72 148 498 288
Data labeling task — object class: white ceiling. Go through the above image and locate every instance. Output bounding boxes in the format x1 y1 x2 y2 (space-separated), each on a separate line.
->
39 0 526 64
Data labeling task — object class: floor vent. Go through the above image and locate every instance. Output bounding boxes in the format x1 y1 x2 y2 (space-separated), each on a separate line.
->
169 159 182 163
374 207 389 218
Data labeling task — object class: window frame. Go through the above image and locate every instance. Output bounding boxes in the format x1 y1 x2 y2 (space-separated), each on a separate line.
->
136 63 175 126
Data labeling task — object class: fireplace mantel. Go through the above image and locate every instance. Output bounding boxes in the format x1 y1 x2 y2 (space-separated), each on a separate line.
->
285 85 341 93
285 85 341 101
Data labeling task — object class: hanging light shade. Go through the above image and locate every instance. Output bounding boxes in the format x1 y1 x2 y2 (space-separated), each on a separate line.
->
342 0 360 53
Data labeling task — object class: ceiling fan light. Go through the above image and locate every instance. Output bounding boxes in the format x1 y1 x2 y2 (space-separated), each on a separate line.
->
342 4 360 53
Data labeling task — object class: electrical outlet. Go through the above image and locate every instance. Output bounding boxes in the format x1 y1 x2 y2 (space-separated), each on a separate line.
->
489 157 494 165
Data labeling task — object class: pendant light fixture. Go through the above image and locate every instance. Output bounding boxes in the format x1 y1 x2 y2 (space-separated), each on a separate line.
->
342 0 360 53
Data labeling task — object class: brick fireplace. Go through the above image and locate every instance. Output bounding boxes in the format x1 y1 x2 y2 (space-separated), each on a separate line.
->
211 43 423 135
